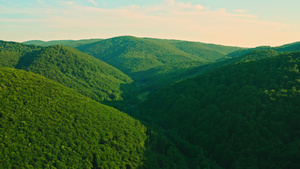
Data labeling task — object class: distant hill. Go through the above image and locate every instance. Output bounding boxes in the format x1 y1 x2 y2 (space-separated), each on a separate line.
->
140 52 300 169
76 36 201 74
147 38 242 61
132 49 279 97
4 37 300 169
172 45 300 87
226 41 300 58
23 36 242 88
76 36 241 74
0 42 213 169
23 39 103 48
182 49 280 78
0 68 147 168
275 41 300 52
0 40 42 68
0 41 132 101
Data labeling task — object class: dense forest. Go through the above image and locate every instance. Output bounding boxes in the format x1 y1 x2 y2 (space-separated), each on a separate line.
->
75 36 241 75
0 41 133 101
140 52 300 168
0 68 208 169
0 68 147 168
1 37 300 168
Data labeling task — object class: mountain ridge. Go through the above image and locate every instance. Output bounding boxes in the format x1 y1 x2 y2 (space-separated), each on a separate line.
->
0 41 132 101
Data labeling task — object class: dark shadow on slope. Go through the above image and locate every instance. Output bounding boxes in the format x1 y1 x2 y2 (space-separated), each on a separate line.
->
15 50 40 69
100 82 220 169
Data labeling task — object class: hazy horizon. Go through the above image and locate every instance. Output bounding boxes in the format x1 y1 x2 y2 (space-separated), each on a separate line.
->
1 0 300 47
16 35 299 48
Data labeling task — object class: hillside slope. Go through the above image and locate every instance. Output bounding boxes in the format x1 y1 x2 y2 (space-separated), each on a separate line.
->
226 41 300 58
0 68 146 168
0 40 41 68
77 36 203 74
133 49 279 95
0 41 132 101
182 49 280 78
144 38 242 60
140 52 300 169
276 41 300 52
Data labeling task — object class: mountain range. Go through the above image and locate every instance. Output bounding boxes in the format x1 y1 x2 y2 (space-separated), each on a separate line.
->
0 36 299 168
0 41 132 101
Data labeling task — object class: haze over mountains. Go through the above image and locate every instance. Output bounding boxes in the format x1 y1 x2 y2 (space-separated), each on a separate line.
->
1 36 300 168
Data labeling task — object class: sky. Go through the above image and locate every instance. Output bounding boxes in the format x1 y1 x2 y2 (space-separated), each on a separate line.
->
1 0 300 47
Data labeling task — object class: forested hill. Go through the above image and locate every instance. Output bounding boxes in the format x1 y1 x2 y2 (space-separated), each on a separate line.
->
131 49 279 94
0 40 42 68
0 41 132 101
181 49 280 79
168 46 300 88
0 68 147 168
23 39 103 48
76 36 241 74
76 36 200 74
140 52 300 169
146 38 241 61
226 41 300 58
276 41 300 52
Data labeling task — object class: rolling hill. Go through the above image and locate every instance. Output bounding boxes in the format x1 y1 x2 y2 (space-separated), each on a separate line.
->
76 36 241 75
0 40 42 68
130 49 279 98
226 41 300 59
140 52 300 169
275 41 300 52
76 36 201 74
0 68 214 169
3 37 300 169
181 49 280 79
0 41 132 101
146 38 242 61
0 68 147 168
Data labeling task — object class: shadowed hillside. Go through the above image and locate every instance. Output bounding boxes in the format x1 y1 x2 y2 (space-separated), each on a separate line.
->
140 52 300 169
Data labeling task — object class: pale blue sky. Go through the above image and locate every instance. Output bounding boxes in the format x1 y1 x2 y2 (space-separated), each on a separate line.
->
1 0 300 47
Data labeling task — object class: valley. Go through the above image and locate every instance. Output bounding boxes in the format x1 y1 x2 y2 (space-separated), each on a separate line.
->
1 36 300 168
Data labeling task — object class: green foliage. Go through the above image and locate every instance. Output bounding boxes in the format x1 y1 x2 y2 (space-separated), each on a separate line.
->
3 37 300 169
226 41 300 59
177 49 280 83
133 61 209 92
0 41 41 68
0 68 147 169
22 45 133 101
140 52 300 168
76 36 241 75
170 41 241 62
77 36 198 74
0 42 132 101
226 46 272 58
275 41 300 52
134 49 279 95
228 49 279 63
145 38 241 57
